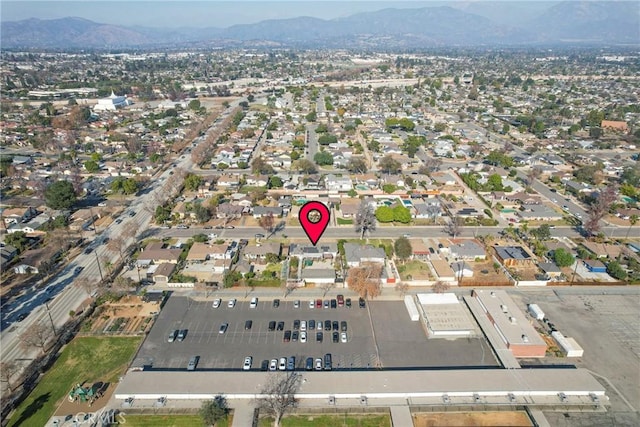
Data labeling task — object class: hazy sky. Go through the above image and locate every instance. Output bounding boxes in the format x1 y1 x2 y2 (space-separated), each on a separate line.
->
2 1 562 28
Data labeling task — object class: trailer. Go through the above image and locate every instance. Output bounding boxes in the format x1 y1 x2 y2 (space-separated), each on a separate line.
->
552 330 584 357
527 303 545 320
404 295 420 321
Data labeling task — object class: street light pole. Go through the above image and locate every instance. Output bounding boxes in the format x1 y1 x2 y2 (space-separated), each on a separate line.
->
94 251 104 282
44 301 57 335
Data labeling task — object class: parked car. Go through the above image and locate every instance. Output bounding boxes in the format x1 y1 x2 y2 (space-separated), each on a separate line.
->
300 331 307 343
268 321 276 331
227 298 236 308
300 320 307 331
250 297 258 308
345 298 352 308
332 331 339 343
244 320 253 330
177 329 187 341
269 359 278 371
305 357 314 371
324 353 332 370
332 321 339 331
316 331 323 342
292 331 299 342
283 330 291 342
294 300 300 309
293 320 300 330
273 299 280 308
287 356 295 371
212 299 221 308
337 295 344 307
167 330 178 342
359 298 366 308
219 323 228 334
323 300 330 309
341 321 348 332
308 320 316 330
261 360 269 371
277 321 285 331
243 356 252 371
278 357 287 371
316 299 322 308
341 332 348 343
330 299 337 309
309 300 315 309
315 358 323 370
187 356 199 371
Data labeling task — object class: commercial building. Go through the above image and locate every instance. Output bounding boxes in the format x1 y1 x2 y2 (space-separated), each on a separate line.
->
417 293 475 338
472 289 547 358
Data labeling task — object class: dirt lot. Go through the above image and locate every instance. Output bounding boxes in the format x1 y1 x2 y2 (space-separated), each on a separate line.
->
85 295 159 335
464 261 511 286
413 411 533 427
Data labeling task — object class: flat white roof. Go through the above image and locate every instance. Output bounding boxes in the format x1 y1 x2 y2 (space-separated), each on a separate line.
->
418 293 475 334
473 289 546 348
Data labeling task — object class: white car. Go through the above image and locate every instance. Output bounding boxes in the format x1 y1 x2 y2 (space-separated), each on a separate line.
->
300 331 307 343
269 359 278 371
309 300 315 309
250 297 258 308
278 357 287 371
341 332 347 343
300 320 306 331
294 300 300 309
212 299 221 308
243 356 252 371
315 358 323 370
228 298 236 308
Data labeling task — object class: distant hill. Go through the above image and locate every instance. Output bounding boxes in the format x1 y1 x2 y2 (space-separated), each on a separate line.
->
1 2 638 49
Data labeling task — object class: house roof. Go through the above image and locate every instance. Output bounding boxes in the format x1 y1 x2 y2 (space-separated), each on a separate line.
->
153 263 176 278
244 242 282 256
139 248 182 262
495 246 533 261
450 240 485 259
344 243 385 265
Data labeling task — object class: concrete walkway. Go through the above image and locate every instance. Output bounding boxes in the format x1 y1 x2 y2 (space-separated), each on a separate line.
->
390 405 413 427
231 402 256 427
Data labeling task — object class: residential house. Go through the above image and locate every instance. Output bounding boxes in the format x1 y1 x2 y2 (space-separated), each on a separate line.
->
449 240 486 261
151 263 176 284
289 243 338 260
451 261 474 278
301 265 336 285
409 239 430 260
430 259 456 281
518 204 563 221
325 174 353 192
583 259 607 273
538 262 562 278
253 206 284 218
494 246 536 267
343 243 386 267
138 243 182 264
2 207 38 226
243 242 282 263
0 244 18 266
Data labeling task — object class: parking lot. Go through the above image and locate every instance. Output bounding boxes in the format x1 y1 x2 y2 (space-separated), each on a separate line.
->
137 294 498 372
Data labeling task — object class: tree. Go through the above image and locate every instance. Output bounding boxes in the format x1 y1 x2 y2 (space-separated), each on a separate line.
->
0 361 21 392
193 203 212 224
625 214 639 240
607 261 627 280
394 237 412 263
532 224 552 241
382 184 396 194
346 157 368 174
444 216 464 238
200 395 230 426
432 281 451 294
5 231 29 253
251 156 275 175
83 160 100 173
293 159 317 174
314 151 333 166
268 176 283 189
347 263 383 299
255 372 301 427
553 248 575 268
375 206 394 223
355 200 376 238
259 213 275 235
317 134 338 145
184 174 202 191
20 322 53 354
378 155 400 174
393 205 411 224
584 185 618 238
44 180 76 209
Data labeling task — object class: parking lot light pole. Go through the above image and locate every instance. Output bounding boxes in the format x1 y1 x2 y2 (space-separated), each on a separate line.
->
45 300 57 335
94 251 104 282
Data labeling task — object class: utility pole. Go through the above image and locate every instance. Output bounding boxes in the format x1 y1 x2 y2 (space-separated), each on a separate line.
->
94 250 104 282
44 300 57 335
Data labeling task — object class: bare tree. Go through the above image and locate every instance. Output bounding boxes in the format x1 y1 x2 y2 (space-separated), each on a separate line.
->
76 277 95 297
20 322 53 355
443 216 464 238
254 372 301 427
432 280 451 294
354 199 376 239
0 361 21 392
584 184 618 238
347 263 383 299
525 167 542 187
395 282 409 297
259 213 275 237
321 282 334 297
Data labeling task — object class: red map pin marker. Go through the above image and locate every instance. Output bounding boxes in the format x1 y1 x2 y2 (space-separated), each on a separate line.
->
299 201 330 246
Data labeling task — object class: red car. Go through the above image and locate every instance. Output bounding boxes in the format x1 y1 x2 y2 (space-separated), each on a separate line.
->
316 299 322 308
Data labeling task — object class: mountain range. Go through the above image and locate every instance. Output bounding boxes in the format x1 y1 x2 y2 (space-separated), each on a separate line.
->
1 1 638 49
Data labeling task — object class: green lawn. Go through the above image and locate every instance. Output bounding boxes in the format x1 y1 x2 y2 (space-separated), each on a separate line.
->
114 414 231 427
397 260 433 280
337 218 353 225
9 337 141 427
260 414 391 427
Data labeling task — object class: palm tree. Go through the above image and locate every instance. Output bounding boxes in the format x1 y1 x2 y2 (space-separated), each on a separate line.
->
625 214 639 240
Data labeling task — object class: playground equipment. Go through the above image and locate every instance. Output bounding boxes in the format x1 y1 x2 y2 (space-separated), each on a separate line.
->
68 383 98 405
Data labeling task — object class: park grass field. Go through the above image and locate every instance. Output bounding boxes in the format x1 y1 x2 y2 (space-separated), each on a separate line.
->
8 336 141 427
115 414 231 427
260 414 392 427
